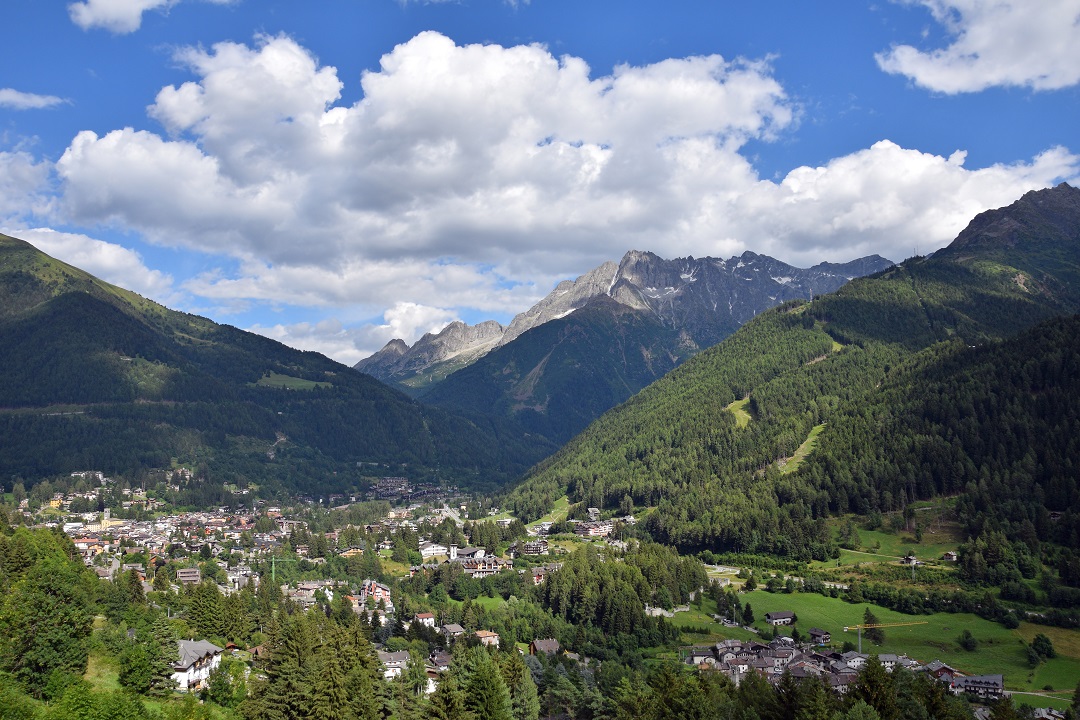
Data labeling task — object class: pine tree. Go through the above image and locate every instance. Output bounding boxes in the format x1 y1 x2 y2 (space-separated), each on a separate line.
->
862 607 885 645
149 614 179 696
0 553 94 696
500 649 540 720
853 655 896 720
430 674 474 720
309 628 350 720
460 647 513 720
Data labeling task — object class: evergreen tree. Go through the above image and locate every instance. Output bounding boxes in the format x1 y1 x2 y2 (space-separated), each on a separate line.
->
119 643 154 694
148 615 180 696
840 700 882 720
0 553 94 696
500 650 540 720
459 647 513 720
862 607 885 645
189 580 224 638
853 655 896 720
430 673 474 720
404 649 429 698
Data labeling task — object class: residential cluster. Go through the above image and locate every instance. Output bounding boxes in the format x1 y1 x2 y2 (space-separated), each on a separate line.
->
684 637 1006 701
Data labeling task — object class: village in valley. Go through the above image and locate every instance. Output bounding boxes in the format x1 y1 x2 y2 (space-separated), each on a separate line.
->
15 467 1058 718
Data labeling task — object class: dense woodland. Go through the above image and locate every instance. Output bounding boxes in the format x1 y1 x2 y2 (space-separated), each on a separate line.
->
507 188 1080 604
0 235 554 494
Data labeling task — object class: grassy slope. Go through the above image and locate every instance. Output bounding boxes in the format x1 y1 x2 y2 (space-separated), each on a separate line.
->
778 423 825 475
737 591 1080 694
725 398 751 428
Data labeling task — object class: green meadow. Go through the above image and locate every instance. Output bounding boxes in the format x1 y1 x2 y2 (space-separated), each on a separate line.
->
254 372 332 390
737 590 1080 694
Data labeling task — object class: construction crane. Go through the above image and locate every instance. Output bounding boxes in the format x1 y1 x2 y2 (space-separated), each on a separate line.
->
843 621 928 653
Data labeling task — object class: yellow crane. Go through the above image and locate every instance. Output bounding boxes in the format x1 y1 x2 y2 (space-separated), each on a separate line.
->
843 621 928 653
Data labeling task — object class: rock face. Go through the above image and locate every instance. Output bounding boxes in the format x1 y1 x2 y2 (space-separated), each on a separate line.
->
355 320 505 388
607 250 894 350
354 249 894 389
942 182 1079 257
499 261 620 346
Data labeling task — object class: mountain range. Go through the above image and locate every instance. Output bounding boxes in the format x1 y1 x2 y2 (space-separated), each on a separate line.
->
506 182 1080 559
358 250 893 442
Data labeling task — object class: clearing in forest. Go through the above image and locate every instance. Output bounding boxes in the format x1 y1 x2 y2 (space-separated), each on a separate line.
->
725 397 752 428
777 423 825 475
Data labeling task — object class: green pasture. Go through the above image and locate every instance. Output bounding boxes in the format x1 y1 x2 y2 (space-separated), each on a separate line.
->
855 526 962 561
254 372 332 390
741 590 1080 693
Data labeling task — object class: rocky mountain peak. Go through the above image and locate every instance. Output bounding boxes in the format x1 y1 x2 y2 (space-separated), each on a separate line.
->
356 248 892 388
944 183 1080 257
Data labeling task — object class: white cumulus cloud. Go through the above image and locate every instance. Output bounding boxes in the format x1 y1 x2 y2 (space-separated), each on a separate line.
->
0 151 54 222
877 0 1080 93
49 31 1080 362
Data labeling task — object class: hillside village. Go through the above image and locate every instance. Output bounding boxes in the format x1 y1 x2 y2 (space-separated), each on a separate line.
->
12 469 1056 716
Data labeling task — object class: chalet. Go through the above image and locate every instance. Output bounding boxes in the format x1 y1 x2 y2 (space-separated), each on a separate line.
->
923 660 961 679
442 623 465 641
808 628 831 644
409 563 439 577
517 539 549 556
420 541 448 559
764 611 795 626
458 556 509 578
684 647 717 667
942 551 958 562
950 674 1004 700
429 650 453 672
339 546 364 558
377 650 410 680
530 638 560 656
414 612 436 628
172 640 223 690
840 651 868 670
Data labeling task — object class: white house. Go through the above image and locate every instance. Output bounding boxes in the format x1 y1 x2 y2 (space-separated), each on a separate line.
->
420 541 448 559
172 639 223 690
377 650 410 679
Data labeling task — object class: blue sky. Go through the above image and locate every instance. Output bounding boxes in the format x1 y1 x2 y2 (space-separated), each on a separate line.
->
2 0 1078 364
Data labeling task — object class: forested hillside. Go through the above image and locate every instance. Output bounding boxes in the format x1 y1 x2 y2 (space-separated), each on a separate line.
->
420 296 691 443
507 183 1080 562
0 234 554 495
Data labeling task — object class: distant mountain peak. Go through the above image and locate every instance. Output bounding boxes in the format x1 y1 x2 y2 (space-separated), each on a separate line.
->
358 246 893 406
